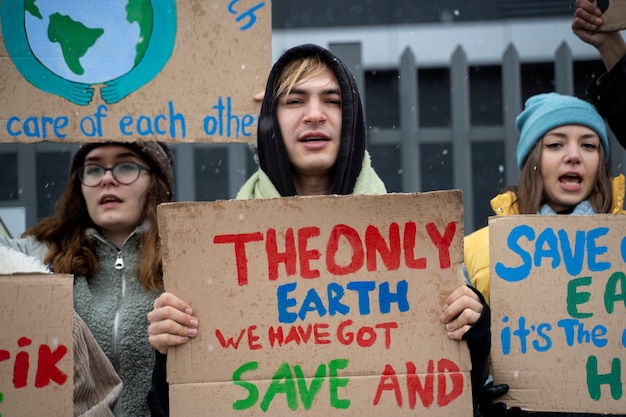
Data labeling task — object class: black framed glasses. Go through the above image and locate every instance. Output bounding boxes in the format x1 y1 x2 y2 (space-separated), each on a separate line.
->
77 162 151 187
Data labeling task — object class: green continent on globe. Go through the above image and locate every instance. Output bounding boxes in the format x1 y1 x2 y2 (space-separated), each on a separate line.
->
126 0 154 66
47 12 104 76
25 0 42 19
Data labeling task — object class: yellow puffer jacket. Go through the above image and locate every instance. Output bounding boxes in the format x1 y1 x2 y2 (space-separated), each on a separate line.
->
464 174 626 303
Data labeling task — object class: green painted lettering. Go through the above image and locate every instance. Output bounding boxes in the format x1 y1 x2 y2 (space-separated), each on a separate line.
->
604 271 626 314
329 358 351 409
567 276 593 318
586 355 622 401
260 362 298 412
232 361 259 410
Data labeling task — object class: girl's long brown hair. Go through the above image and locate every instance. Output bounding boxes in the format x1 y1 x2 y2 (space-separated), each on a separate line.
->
24 170 170 291
514 139 613 214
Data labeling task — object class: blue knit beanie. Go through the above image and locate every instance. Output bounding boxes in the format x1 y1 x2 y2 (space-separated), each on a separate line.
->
515 92 608 169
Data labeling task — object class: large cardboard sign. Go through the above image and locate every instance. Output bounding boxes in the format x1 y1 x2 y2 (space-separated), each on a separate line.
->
158 191 473 416
490 215 626 413
598 0 626 31
0 0 271 143
0 274 74 417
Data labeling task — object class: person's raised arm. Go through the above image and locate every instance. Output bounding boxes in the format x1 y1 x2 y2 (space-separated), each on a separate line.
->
147 292 198 355
572 0 626 71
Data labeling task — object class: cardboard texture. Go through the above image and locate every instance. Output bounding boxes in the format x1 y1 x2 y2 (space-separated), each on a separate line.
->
598 0 626 31
158 191 473 416
0 274 74 417
0 0 271 143
490 215 626 414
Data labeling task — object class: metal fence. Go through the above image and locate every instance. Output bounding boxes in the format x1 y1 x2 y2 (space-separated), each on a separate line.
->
328 41 626 233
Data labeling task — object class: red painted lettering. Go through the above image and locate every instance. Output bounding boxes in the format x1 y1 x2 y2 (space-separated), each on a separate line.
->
35 344 68 388
326 224 364 275
313 323 331 344
407 360 435 408
375 322 398 349
0 337 70 389
13 337 31 388
436 358 464 406
366 223 401 271
298 227 321 279
213 232 264 286
373 364 403 406
336 320 398 348
426 222 456 269
266 228 297 280
403 222 427 269
373 358 464 409
215 327 247 349
216 221 458 285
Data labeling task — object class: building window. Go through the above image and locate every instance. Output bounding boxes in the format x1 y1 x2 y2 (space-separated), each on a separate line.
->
0 152 18 201
471 141 505 230
365 69 399 129
36 151 71 219
573 59 603 98
521 62 555 103
470 65 503 126
194 147 229 201
418 67 451 128
421 143 453 191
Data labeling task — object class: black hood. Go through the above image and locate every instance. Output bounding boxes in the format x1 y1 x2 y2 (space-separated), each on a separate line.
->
257 44 366 196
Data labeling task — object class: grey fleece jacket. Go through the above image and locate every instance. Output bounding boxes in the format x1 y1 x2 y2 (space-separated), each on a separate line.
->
0 229 159 417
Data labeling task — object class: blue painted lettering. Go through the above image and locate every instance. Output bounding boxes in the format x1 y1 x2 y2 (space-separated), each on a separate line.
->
203 96 256 139
532 323 552 352
276 280 409 324
119 100 186 138
558 229 585 276
6 115 69 139
557 318 608 348
496 225 612 282
587 227 610 272
494 225 534 282
79 104 108 137
228 0 265 31
499 315 553 355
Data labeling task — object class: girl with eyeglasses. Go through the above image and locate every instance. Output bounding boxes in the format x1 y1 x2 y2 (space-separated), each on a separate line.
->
0 141 174 417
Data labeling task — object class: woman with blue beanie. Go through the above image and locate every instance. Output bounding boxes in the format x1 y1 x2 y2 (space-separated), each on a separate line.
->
464 92 625 417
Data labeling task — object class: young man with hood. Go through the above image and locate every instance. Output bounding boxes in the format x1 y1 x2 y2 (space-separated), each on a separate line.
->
147 44 490 417
237 43 386 198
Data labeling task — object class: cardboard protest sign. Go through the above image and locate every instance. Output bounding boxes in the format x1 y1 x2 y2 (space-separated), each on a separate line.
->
598 0 626 31
158 191 473 416
490 215 626 413
0 274 74 417
0 0 271 143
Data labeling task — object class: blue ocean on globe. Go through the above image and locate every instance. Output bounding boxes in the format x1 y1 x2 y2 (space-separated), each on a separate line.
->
24 0 142 84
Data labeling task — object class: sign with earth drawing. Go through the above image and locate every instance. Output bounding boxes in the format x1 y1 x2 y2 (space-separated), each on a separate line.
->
0 0 271 143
